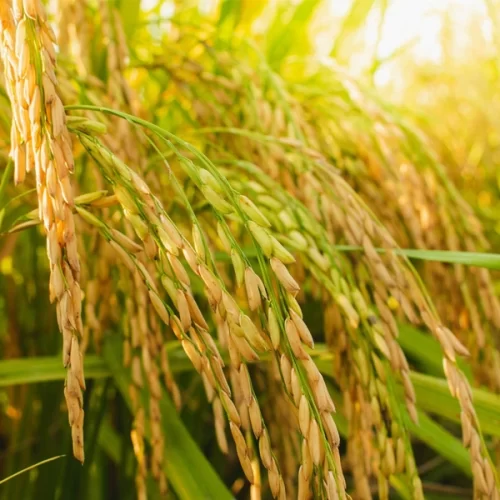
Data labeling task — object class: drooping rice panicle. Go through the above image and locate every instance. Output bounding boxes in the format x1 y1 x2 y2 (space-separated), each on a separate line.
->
0 0 85 462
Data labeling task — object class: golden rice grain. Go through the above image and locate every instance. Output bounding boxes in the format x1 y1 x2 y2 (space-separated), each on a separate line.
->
270 257 300 295
258 429 273 470
285 318 308 360
244 267 263 311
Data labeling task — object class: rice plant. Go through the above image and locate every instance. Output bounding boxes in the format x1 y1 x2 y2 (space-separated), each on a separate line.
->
0 1 499 499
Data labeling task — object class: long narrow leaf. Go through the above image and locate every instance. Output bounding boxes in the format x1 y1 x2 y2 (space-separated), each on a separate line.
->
333 246 500 270
0 455 65 485
0 355 109 386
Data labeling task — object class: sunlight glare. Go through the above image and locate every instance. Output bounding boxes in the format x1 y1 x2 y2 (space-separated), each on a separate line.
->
329 0 490 85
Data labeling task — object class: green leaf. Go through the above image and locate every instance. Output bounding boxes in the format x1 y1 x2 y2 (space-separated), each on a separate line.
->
333 245 500 270
0 355 109 387
393 248 500 270
410 372 500 438
408 411 471 476
0 160 13 209
97 420 134 476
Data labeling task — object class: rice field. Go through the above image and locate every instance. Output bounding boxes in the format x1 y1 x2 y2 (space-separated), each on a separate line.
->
0 1 499 499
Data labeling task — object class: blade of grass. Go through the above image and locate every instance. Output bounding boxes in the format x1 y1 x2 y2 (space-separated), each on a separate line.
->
408 411 471 476
332 246 500 270
0 160 14 208
393 248 500 270
97 420 134 476
410 372 500 437
0 344 194 387
0 355 110 386
0 455 66 485
213 245 500 271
